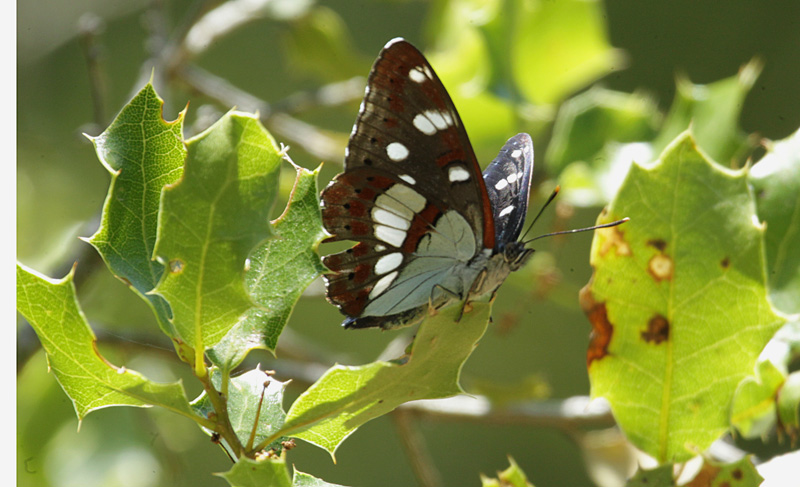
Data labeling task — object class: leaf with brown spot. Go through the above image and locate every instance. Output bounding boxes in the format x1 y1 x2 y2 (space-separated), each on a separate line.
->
583 132 784 463
685 457 762 487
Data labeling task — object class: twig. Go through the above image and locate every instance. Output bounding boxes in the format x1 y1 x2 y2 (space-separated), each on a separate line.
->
392 409 443 487
78 13 107 128
404 395 615 431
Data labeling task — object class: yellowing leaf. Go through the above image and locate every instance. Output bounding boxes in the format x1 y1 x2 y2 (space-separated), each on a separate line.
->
582 132 784 462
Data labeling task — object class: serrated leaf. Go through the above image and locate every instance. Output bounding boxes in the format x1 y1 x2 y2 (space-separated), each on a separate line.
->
16 263 196 421
546 87 660 173
480 456 535 487
209 165 327 369
153 111 281 355
685 456 762 487
626 465 675 487
777 371 800 438
581 132 784 463
653 60 761 164
731 359 786 439
192 368 287 450
85 83 186 335
276 302 492 454
749 127 800 314
218 454 292 487
293 470 349 487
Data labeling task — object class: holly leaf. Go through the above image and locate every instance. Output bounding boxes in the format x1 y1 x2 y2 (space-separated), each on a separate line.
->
153 111 281 355
685 456 762 487
218 455 292 487
581 132 784 463
777 371 800 439
546 87 661 174
730 358 785 439
626 465 674 487
16 263 196 421
192 368 287 450
653 60 761 164
274 302 492 455
84 83 186 335
293 470 349 487
208 164 327 369
480 456 535 487
749 127 800 314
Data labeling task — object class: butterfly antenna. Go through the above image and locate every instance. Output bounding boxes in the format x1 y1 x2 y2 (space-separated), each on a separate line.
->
519 185 561 242
523 217 630 245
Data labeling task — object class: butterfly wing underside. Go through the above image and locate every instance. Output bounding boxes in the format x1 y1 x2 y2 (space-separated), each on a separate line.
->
482 133 534 250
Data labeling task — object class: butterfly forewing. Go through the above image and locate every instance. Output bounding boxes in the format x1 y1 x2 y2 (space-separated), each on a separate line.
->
482 133 534 250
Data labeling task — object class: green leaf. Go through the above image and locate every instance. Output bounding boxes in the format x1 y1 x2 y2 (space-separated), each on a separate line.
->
777 370 800 438
626 465 674 487
510 0 622 106
209 164 327 369
581 132 784 463
685 456 762 487
192 368 287 450
219 455 292 487
153 111 281 357
730 359 785 439
284 6 368 81
293 470 349 487
749 127 800 314
16 263 196 421
653 60 762 164
276 302 492 455
480 456 535 487
85 83 186 336
546 87 661 173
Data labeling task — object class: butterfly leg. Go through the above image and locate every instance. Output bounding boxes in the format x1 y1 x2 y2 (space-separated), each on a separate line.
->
430 284 462 309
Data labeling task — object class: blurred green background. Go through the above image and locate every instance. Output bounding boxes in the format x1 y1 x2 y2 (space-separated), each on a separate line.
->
17 0 800 486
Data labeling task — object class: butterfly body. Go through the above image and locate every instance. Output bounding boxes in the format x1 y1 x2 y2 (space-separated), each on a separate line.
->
321 38 534 330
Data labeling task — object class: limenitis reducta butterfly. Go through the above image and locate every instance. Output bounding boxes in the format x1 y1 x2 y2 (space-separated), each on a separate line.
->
320 38 623 330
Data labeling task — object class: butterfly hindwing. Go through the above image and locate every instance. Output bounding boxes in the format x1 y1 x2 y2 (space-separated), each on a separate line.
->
482 133 534 250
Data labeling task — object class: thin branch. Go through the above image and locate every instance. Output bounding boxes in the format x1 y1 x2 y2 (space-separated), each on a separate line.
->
392 409 443 487
78 13 107 128
404 395 615 431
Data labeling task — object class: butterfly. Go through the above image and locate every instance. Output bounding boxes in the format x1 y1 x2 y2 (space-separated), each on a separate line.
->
320 38 535 330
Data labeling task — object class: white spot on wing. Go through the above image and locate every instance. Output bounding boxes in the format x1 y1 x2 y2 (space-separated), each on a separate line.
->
399 174 416 185
409 66 426 83
375 252 402 275
511 149 522 159
372 207 411 230
386 184 426 212
375 224 406 247
370 270 398 299
448 165 470 182
386 142 409 161
426 110 451 130
498 206 515 217
375 244 386 252
413 114 436 135
495 179 508 190
507 172 518 184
